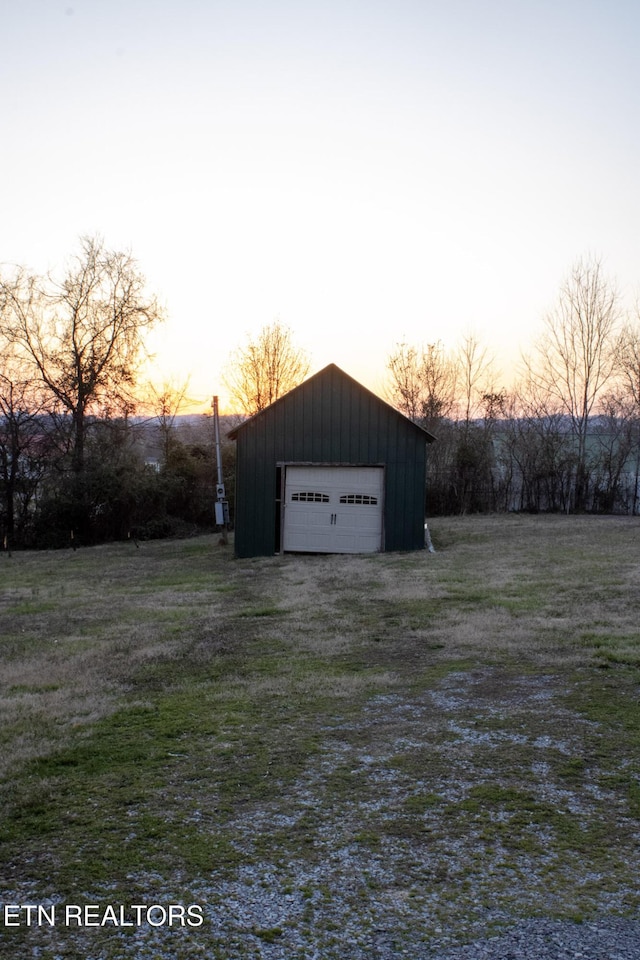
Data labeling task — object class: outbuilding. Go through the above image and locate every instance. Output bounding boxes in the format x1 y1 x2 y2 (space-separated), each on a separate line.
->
228 363 435 558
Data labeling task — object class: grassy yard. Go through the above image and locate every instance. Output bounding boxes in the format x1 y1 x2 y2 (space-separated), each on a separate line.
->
0 515 639 958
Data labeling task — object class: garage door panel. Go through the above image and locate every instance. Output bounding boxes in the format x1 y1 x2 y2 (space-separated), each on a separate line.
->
292 509 332 528
286 530 334 551
283 466 383 554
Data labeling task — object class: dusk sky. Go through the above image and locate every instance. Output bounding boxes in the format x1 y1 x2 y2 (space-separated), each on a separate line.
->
3 0 639 410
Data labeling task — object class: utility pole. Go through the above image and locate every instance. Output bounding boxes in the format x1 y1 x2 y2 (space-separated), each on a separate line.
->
212 395 229 544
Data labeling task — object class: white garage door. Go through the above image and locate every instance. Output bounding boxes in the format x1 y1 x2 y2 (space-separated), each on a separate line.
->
282 466 384 554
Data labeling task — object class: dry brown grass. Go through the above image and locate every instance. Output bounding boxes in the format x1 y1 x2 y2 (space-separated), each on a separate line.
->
2 514 638 770
1 515 639 958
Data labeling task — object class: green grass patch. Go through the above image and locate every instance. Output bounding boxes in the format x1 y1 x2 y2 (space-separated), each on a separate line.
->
237 606 286 618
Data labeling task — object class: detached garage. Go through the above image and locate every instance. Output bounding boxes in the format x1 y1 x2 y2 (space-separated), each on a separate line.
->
228 364 435 558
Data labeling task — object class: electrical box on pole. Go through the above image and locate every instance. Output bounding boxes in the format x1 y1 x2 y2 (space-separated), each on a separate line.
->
214 501 230 525
212 395 228 544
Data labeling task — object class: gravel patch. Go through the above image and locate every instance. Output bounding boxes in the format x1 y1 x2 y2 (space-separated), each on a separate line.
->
3 668 638 959
430 918 640 959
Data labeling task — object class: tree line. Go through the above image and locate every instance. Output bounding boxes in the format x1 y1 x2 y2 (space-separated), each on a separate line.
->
386 257 640 516
0 237 237 549
2 241 639 550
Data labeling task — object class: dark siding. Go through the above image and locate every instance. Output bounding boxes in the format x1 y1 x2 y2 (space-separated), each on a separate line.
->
232 365 429 557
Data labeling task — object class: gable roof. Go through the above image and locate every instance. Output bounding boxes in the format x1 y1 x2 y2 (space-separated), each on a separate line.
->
227 363 436 442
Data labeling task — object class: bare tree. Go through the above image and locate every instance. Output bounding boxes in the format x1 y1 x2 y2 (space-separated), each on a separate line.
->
615 320 640 512
456 333 496 427
387 336 501 513
386 340 456 429
616 321 640 409
223 320 310 416
591 389 636 513
386 342 426 423
0 349 51 545
0 236 162 474
446 334 498 514
510 373 576 513
143 377 192 466
525 255 621 510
